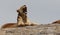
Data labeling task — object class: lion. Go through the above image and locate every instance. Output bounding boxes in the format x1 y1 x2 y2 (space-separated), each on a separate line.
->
1 5 37 29
1 23 16 29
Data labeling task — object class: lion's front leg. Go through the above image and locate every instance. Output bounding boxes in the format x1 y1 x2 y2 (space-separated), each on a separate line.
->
17 16 25 27
24 18 32 26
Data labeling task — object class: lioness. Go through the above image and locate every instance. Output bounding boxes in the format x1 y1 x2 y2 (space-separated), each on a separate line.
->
1 5 37 29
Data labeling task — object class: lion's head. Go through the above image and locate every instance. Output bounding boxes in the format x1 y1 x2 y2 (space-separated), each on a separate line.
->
17 5 27 14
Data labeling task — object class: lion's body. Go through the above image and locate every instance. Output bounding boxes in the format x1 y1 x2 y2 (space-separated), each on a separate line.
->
1 23 16 28
1 22 37 29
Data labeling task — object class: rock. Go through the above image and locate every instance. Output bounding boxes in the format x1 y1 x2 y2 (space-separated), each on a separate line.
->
52 20 60 24
0 24 60 35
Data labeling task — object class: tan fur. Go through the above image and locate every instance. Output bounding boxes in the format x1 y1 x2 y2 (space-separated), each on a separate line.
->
17 5 27 26
1 23 37 29
17 5 32 26
1 23 16 28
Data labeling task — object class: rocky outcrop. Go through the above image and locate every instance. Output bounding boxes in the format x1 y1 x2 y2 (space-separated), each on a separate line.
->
0 24 60 35
52 20 60 24
1 5 60 35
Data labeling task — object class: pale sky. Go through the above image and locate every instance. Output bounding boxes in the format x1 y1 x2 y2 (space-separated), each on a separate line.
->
0 0 60 26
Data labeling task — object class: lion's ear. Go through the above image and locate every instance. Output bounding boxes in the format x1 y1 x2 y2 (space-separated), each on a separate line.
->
17 10 19 13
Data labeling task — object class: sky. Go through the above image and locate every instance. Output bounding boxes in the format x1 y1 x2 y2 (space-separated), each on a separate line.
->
0 0 60 26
